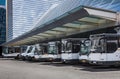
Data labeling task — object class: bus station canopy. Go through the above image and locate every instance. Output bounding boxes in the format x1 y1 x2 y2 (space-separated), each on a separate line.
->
3 6 119 46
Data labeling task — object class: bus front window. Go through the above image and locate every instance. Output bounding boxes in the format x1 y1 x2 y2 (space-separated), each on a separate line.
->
80 41 91 55
34 47 42 55
48 45 57 54
27 47 33 53
41 46 48 54
66 42 72 53
106 37 118 53
91 38 105 53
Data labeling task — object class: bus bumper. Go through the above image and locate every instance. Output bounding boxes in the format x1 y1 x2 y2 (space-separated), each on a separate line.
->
62 59 79 63
89 61 120 66
79 59 89 64
38 58 61 62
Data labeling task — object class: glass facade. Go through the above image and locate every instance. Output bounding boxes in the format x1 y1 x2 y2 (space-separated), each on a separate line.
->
35 0 120 29
0 0 5 5
7 0 120 42
7 0 64 41
0 6 6 44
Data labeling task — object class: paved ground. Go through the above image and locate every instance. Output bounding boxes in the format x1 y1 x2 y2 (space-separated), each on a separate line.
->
0 58 120 79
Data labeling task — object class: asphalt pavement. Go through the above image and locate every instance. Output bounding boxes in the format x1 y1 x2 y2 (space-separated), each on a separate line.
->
0 58 120 79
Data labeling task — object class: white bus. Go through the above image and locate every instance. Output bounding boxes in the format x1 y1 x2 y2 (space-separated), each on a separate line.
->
61 38 82 63
41 41 61 62
19 46 33 60
26 44 44 61
2 46 20 59
88 33 120 66
25 45 36 61
30 44 42 61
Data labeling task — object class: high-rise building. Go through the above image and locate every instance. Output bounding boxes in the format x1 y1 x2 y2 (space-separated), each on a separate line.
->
0 0 5 56
0 6 6 44
0 6 6 56
6 0 64 42
0 0 5 5
6 0 120 42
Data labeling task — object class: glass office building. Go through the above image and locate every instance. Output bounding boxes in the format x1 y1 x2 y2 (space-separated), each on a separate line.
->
0 6 6 44
6 0 64 41
6 0 120 42
0 0 5 5
36 0 120 27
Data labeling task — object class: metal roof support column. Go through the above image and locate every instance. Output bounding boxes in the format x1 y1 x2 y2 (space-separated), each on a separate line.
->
116 12 120 25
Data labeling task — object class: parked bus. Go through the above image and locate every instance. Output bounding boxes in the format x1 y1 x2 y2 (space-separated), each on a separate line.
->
61 38 82 63
19 46 33 60
25 45 36 61
2 46 20 59
88 33 120 66
25 44 42 61
41 41 61 62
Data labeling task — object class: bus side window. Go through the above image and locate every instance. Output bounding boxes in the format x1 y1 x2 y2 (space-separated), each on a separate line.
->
72 44 80 53
58 43 61 54
118 38 120 47
106 41 117 53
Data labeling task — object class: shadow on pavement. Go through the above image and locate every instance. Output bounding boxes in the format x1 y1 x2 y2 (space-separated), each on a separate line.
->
3 58 120 72
39 62 71 67
38 62 120 72
0 58 15 60
74 65 120 72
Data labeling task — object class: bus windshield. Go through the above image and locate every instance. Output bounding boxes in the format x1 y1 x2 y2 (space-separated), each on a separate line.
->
66 42 72 53
61 41 72 53
48 45 57 54
27 46 33 53
22 46 27 53
91 37 106 53
34 47 42 55
80 40 91 55
62 39 81 53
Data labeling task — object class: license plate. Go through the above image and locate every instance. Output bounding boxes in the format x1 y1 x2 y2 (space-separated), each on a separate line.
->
45 54 48 56
82 60 86 63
